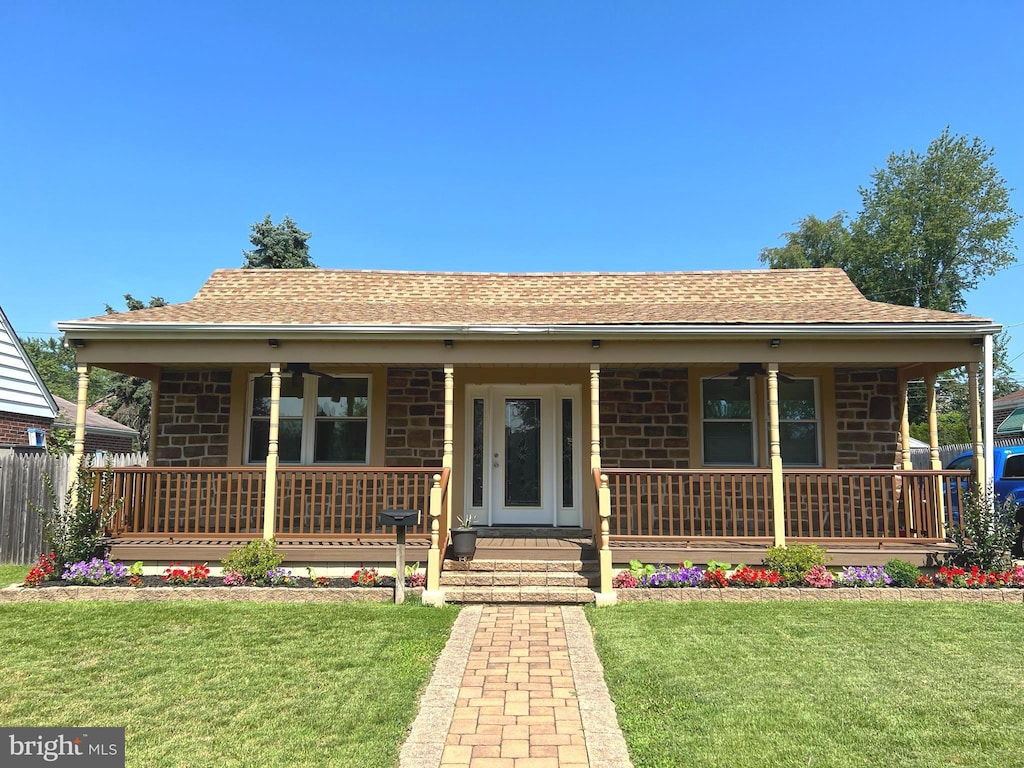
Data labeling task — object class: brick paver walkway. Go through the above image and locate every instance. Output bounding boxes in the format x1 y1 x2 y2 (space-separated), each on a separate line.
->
400 605 632 768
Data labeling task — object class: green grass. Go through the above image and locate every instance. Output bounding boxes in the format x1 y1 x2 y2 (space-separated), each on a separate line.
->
588 603 1024 768
0 601 458 767
0 564 30 585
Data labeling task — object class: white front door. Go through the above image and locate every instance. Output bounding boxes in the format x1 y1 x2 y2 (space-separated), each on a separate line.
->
465 384 581 526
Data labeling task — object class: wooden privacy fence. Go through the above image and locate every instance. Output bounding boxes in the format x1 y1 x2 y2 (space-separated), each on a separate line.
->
104 466 441 538
602 467 970 541
0 452 146 564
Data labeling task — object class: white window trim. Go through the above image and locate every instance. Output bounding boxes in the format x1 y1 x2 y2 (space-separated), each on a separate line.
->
244 372 372 466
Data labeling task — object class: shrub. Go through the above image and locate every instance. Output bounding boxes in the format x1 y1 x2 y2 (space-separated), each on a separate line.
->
34 457 122 569
220 539 284 585
764 544 830 586
948 484 1020 571
884 558 921 587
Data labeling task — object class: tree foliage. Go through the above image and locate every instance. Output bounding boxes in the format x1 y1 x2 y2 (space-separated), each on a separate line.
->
20 336 113 404
761 130 1020 445
761 128 1019 313
242 214 316 269
99 294 168 451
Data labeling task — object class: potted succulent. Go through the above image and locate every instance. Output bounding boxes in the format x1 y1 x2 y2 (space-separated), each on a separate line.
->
450 513 479 561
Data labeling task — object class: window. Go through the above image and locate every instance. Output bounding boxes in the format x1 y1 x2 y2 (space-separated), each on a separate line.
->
701 375 821 467
247 373 369 464
702 378 756 465
776 378 820 466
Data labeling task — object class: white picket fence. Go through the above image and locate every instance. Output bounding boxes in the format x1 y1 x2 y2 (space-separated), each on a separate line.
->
0 452 147 564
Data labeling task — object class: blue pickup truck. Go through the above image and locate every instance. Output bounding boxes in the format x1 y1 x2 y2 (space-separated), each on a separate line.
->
945 445 1024 556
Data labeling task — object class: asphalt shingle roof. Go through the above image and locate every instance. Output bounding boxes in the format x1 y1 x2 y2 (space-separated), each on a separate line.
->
71 268 987 327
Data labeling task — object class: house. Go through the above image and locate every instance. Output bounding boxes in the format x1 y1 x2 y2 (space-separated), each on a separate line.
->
57 268 998 603
0 305 139 455
52 396 139 454
0 305 59 450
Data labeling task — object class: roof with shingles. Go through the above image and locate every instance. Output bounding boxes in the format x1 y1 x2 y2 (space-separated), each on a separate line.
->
67 268 988 327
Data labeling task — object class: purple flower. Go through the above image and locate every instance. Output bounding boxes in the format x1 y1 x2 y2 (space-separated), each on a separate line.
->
837 565 892 587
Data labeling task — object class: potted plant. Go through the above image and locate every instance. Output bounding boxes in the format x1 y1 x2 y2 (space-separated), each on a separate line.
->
450 513 479 561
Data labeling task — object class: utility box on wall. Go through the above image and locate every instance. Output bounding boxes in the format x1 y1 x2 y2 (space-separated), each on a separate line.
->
26 428 46 447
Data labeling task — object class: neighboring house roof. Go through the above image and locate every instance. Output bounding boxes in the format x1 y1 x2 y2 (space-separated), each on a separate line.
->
0 305 59 419
62 268 989 329
994 388 1024 408
997 406 1024 435
51 395 139 439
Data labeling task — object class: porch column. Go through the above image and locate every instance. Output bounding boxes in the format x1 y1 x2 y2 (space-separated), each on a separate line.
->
897 374 914 537
262 363 282 540
589 364 601 471
442 363 454 529
968 362 985 488
925 372 945 535
898 374 913 471
69 363 90 479
767 364 786 547
983 334 995 491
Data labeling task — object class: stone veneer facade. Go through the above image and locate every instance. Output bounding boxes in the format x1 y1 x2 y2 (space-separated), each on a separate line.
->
386 367 444 466
599 368 689 469
154 369 232 466
834 368 899 468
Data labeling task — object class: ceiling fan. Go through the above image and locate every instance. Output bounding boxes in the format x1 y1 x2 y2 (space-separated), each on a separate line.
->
286 362 336 386
721 363 796 386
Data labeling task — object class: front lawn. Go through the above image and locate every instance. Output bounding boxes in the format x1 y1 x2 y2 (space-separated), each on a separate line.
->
0 602 458 767
588 603 1024 768
0 564 30 585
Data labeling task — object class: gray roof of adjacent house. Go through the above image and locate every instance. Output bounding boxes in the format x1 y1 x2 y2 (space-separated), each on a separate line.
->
51 395 138 439
0 305 58 420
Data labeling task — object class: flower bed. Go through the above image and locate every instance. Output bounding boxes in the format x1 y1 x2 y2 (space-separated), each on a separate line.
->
613 559 1024 596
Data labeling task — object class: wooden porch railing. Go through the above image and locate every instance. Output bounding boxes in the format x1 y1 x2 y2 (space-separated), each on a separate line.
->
100 466 443 538
602 467 971 541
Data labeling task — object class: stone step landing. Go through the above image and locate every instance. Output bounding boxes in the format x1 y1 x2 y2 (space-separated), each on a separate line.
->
440 558 599 604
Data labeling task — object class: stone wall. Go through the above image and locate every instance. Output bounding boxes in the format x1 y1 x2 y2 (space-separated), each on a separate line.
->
599 368 689 469
386 368 444 466
834 368 899 468
154 369 232 466
0 411 52 446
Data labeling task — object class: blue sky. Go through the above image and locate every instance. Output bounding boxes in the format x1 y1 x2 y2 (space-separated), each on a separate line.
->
3 1 1023 378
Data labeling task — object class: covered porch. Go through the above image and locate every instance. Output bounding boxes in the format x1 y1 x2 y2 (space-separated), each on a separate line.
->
60 267 1000 603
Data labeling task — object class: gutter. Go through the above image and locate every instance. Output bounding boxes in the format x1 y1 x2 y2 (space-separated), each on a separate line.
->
57 320 1002 341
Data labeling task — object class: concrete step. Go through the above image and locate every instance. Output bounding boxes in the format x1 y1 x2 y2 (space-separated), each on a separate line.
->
442 585 597 604
440 570 599 588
